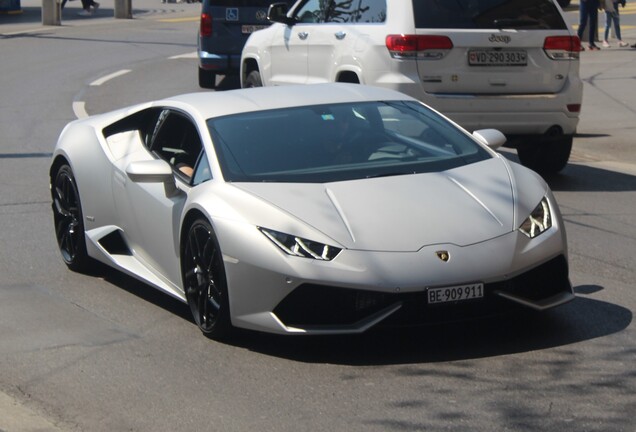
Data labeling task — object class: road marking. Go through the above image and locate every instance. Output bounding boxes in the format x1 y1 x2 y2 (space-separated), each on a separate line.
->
159 16 199 22
170 51 198 59
90 69 131 86
73 101 88 119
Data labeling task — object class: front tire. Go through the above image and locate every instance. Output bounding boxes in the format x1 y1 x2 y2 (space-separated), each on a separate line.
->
182 218 231 338
51 164 91 272
244 69 263 88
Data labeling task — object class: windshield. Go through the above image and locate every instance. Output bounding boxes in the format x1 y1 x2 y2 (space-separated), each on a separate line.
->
207 101 491 183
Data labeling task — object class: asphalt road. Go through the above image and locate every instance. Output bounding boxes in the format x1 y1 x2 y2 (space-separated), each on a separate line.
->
1 2 635 431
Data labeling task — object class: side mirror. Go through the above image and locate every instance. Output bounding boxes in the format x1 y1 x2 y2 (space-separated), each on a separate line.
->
268 2 292 25
126 159 174 183
126 159 181 197
472 129 507 150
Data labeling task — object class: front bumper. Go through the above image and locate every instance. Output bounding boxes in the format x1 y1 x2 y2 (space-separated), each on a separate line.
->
198 51 241 74
219 218 573 335
272 255 572 331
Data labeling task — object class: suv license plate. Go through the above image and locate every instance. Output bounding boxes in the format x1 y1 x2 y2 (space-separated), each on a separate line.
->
428 283 484 305
242 25 269 34
468 50 527 66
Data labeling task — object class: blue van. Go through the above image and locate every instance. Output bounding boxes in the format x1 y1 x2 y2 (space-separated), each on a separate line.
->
197 0 295 88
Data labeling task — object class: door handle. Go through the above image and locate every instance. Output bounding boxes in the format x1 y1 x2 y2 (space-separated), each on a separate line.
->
298 32 308 40
335 31 346 40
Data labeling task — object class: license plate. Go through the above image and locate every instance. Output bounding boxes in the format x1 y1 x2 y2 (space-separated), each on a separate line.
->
427 283 484 305
468 50 527 66
241 25 269 34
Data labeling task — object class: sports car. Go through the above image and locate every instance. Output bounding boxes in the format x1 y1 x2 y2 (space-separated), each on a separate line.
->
50 83 575 338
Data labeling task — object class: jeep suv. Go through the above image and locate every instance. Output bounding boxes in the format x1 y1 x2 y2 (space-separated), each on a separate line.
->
197 0 294 88
241 0 583 174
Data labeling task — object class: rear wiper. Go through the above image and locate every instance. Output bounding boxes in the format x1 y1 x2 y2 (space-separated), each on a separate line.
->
492 18 540 28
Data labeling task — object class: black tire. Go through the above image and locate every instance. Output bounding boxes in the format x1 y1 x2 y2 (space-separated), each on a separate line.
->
198 67 216 89
244 69 263 88
517 135 573 175
182 218 231 338
51 164 91 272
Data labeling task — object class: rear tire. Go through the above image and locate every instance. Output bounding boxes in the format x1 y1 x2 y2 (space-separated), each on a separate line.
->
244 69 263 88
198 67 216 89
517 135 572 175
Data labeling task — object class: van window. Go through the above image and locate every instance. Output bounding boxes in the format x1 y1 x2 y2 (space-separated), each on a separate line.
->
412 0 567 30
209 0 275 6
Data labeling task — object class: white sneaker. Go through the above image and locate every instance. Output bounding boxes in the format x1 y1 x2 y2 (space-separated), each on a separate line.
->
92 1 99 9
78 9 92 15
602 40 611 48
618 41 629 47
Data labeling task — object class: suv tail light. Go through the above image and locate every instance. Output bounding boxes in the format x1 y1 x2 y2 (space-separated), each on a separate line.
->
386 35 453 60
200 12 212 37
544 36 581 60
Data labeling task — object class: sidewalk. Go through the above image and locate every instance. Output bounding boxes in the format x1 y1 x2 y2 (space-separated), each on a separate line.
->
0 0 199 35
0 389 66 432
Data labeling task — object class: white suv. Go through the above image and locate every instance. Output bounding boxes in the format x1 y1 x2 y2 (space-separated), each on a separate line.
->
241 0 583 174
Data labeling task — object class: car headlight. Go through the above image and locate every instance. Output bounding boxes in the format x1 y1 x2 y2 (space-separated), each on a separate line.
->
259 228 342 261
519 197 552 238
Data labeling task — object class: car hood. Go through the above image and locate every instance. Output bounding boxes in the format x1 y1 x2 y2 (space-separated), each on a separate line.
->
234 158 527 252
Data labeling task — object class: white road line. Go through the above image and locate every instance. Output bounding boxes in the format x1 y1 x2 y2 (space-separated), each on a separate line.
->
169 51 198 59
90 69 132 86
73 101 89 119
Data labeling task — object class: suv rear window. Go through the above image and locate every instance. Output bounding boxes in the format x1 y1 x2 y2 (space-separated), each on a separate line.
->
412 0 567 30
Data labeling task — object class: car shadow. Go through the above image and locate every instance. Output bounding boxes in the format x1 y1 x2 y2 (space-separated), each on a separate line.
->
94 264 632 365
215 75 241 91
546 163 636 192
226 288 631 365
499 149 636 192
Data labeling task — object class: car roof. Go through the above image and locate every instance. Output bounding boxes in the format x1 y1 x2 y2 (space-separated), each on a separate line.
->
161 83 417 119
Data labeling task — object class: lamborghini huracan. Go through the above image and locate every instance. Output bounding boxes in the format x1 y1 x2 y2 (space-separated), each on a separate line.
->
50 83 575 338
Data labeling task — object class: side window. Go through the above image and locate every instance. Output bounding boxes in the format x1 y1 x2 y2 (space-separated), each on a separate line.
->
192 153 212 186
353 0 386 23
150 111 203 180
324 0 386 23
294 0 326 23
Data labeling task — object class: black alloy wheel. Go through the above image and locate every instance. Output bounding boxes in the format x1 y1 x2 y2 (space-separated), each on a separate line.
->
52 164 91 272
182 219 231 338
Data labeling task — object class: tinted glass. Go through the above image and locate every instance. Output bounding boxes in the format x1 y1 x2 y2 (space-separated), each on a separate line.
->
294 0 326 23
327 0 386 23
412 0 567 30
151 112 203 175
207 101 491 183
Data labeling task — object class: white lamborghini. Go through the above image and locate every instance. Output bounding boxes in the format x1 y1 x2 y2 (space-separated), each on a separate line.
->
50 83 575 338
